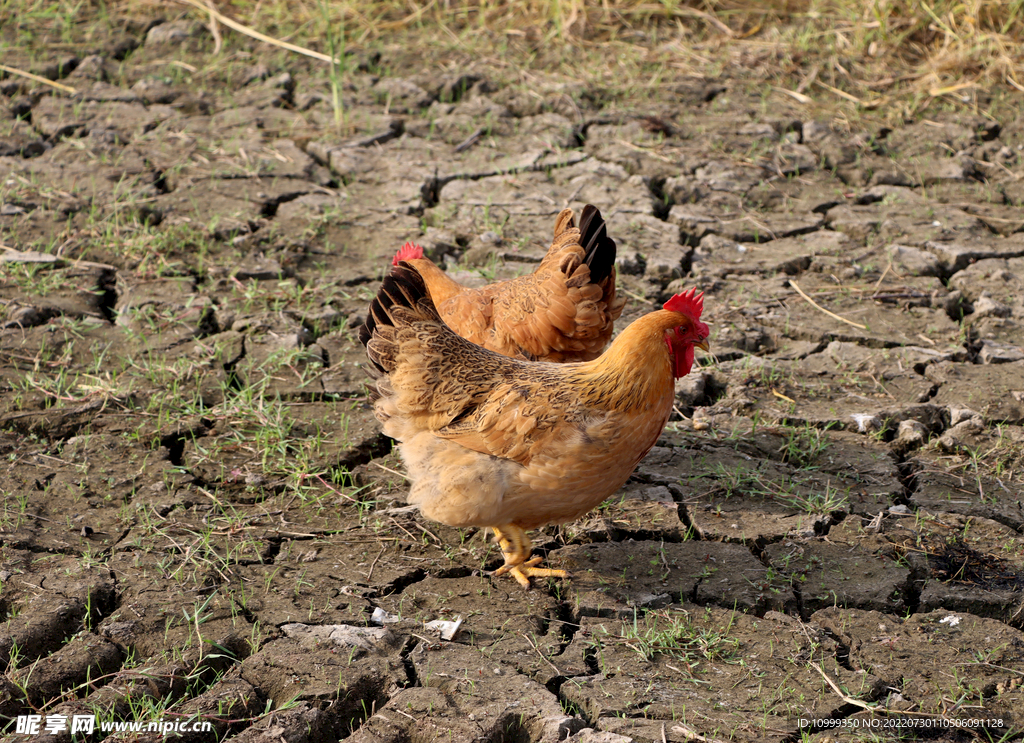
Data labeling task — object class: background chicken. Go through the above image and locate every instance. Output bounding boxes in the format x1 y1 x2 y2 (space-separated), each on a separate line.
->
360 263 709 588
391 204 625 362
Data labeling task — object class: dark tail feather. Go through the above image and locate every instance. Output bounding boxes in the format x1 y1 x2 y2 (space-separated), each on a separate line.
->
577 204 616 284
359 263 432 371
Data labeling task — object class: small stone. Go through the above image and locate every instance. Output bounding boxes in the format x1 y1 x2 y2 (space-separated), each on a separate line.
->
305 140 333 165
235 258 282 281
68 54 107 81
691 408 713 430
739 122 777 138
632 592 671 609
675 373 706 407
802 120 831 143
977 339 1024 364
935 415 985 451
970 294 1012 320
949 407 980 427
644 246 688 282
146 21 197 46
775 142 817 174
897 419 926 445
958 416 984 433
887 243 941 277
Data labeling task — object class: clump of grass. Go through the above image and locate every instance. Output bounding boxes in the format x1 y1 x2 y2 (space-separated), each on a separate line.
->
320 0 347 131
707 463 849 515
778 422 832 469
595 607 740 665
776 481 848 515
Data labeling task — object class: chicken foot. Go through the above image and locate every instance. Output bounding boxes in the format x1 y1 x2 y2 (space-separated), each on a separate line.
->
491 525 568 589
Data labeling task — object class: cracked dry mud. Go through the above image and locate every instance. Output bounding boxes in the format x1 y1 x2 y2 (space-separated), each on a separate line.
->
4 14 1024 743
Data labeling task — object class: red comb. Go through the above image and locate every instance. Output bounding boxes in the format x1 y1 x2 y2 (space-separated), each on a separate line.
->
392 242 424 266
663 288 704 318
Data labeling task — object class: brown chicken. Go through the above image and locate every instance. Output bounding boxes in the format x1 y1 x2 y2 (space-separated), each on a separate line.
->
390 204 625 362
360 263 710 588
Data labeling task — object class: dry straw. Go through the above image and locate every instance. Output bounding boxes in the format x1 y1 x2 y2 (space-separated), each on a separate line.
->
5 1 1022 102
0 62 77 94
167 0 1024 97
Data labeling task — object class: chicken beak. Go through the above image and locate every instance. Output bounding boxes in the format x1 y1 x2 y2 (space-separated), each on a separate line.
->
695 340 710 353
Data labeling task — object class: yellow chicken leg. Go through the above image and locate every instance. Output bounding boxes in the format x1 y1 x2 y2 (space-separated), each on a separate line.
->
491 525 568 589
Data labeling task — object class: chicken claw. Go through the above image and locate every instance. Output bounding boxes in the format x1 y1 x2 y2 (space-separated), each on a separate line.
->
492 525 569 589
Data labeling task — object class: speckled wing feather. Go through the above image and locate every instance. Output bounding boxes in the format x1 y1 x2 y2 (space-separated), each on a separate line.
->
360 264 577 467
491 205 625 362
437 378 579 466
